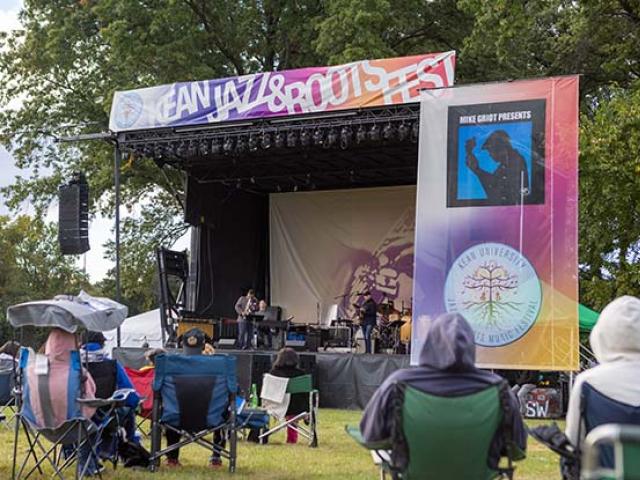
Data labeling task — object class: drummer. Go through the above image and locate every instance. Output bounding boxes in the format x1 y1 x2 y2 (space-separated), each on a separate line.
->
361 292 377 354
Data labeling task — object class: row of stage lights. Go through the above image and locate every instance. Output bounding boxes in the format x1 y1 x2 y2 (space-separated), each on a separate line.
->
130 121 420 160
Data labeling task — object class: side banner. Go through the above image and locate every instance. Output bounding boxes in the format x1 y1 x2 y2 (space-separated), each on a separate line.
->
109 52 455 132
412 77 579 370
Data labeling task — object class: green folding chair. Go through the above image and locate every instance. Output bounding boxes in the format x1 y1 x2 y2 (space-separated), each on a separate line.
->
346 382 520 479
582 424 640 480
259 374 319 447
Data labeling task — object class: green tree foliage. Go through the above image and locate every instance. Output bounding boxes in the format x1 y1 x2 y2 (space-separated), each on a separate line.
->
0 216 90 344
0 0 639 313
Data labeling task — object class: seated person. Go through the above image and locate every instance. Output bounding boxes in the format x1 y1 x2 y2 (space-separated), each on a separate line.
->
565 296 640 471
165 329 225 469
256 300 273 349
269 347 307 444
81 332 140 443
0 341 20 370
360 313 526 470
32 329 99 475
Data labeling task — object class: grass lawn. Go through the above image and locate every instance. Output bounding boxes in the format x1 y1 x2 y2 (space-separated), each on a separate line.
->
0 410 563 479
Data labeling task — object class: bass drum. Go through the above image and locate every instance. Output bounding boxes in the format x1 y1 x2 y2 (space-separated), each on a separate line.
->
400 314 412 343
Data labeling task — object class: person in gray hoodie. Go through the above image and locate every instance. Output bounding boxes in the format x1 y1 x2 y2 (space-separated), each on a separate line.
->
565 295 640 448
360 312 526 470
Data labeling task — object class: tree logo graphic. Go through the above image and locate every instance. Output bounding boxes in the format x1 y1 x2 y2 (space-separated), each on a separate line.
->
444 243 542 347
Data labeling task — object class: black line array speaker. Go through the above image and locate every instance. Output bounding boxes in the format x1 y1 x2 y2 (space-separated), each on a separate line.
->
58 173 90 255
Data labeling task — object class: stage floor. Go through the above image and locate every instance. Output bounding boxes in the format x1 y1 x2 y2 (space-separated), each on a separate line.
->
113 347 410 410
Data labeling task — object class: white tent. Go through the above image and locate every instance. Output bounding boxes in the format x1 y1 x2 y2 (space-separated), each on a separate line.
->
104 309 163 353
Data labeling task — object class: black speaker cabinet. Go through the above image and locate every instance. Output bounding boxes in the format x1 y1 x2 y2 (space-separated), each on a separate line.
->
58 173 89 255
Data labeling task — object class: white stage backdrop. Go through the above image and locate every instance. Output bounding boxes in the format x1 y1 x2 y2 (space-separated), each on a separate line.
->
270 186 416 324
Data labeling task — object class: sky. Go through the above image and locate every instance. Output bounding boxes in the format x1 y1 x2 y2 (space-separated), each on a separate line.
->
0 0 190 283
0 0 21 32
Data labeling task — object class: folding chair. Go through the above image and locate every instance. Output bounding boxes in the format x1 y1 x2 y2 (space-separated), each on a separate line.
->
346 382 518 479
258 373 319 447
149 353 238 472
582 424 640 480
124 366 154 436
12 347 123 480
578 382 640 476
0 368 17 428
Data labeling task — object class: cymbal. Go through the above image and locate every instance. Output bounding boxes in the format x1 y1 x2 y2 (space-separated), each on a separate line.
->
377 304 400 315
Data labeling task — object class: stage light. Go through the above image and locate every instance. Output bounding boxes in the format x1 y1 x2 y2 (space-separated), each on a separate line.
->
176 141 187 157
236 136 247 153
300 129 311 147
411 121 419 142
275 132 285 148
287 130 297 148
211 139 222 155
223 137 234 154
248 134 258 151
250 176 256 184
154 144 164 158
198 139 209 156
313 128 324 146
305 173 312 185
398 122 409 141
382 123 395 141
187 140 198 157
262 132 272 149
340 126 352 149
356 125 367 144
236 179 242 189
369 124 380 141
327 128 338 147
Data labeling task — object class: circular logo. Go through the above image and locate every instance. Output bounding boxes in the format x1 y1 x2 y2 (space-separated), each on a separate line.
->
113 92 143 129
444 242 542 347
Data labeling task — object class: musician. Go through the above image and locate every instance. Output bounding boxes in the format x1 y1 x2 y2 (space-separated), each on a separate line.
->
361 292 377 354
235 289 258 350
256 300 273 350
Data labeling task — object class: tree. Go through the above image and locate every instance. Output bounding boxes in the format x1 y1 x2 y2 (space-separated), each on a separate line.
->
0 215 91 345
578 82 640 310
0 0 325 313
1 0 640 314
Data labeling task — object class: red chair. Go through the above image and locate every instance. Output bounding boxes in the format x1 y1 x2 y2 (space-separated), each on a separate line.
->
125 366 155 435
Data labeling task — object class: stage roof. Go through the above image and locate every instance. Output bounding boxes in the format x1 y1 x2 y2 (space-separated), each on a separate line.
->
118 104 420 193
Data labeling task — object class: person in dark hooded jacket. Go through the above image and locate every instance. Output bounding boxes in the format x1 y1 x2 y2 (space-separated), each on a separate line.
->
360 313 526 470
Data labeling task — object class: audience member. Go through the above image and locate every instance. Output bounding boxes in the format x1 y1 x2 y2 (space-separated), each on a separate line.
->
0 340 20 370
269 347 307 444
360 313 526 470
165 328 225 469
565 296 640 464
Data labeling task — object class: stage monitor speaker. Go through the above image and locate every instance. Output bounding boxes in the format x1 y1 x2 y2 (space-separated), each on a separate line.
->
58 173 90 255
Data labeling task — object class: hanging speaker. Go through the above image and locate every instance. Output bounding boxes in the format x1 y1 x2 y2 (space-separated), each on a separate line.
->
58 172 90 255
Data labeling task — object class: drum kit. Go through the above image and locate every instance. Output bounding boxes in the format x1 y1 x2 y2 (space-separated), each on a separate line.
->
352 299 412 354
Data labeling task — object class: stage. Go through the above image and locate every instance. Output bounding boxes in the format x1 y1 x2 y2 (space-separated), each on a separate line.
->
113 347 409 410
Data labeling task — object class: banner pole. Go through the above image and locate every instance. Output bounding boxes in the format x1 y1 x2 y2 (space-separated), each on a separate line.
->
115 143 122 348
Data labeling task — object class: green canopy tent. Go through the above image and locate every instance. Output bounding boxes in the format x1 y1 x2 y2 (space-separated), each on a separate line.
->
579 303 600 332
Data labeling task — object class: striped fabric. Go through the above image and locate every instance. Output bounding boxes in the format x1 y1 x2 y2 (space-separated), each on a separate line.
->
19 330 96 430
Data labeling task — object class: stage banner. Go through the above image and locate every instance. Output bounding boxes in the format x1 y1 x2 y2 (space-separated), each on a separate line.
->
270 186 415 325
412 76 579 370
109 52 455 132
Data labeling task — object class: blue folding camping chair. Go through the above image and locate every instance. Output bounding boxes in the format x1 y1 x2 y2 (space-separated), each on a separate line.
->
149 353 238 472
12 347 131 480
0 367 16 428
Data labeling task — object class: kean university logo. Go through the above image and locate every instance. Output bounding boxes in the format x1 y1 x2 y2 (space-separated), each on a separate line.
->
444 242 542 347
113 92 144 130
